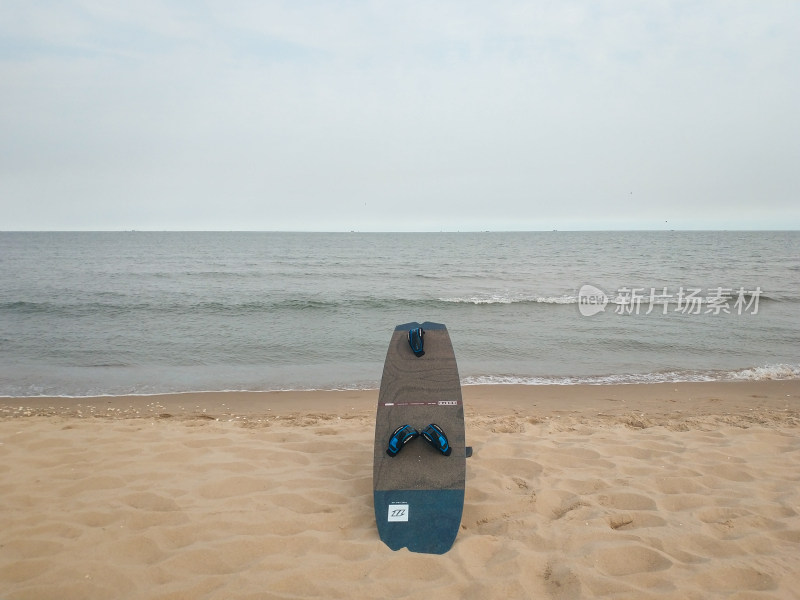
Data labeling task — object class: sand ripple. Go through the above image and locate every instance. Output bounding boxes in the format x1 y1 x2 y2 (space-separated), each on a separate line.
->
2 403 800 599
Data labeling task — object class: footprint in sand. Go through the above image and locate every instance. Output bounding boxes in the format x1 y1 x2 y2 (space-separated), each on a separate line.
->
543 562 582 599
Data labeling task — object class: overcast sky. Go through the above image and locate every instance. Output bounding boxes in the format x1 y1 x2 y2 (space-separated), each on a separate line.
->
2 1 799 231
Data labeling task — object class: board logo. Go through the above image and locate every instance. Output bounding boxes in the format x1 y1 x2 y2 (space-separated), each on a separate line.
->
438 400 458 406
388 503 409 522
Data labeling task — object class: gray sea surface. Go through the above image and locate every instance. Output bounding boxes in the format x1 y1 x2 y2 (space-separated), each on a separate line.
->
1 231 798 396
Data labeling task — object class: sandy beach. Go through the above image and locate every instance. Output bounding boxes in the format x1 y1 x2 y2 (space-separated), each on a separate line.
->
2 380 799 599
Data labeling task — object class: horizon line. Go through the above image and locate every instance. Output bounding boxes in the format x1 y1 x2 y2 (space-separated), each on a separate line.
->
2 228 799 234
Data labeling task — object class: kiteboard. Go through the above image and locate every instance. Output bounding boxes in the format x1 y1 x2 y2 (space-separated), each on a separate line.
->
373 322 466 554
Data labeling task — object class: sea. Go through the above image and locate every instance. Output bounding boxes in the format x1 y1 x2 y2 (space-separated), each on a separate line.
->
1 231 798 398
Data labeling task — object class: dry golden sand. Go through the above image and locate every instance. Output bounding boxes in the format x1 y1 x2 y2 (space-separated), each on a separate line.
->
1 381 799 599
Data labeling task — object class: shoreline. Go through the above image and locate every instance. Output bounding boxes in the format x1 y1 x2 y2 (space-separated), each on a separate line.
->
3 380 799 428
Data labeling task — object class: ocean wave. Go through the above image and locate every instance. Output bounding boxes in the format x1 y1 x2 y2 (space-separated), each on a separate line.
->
2 290 787 319
461 373 715 386
5 294 561 318
604 293 779 306
0 301 54 314
727 364 800 381
0 297 394 316
0 383 381 399
438 295 578 305
462 363 800 386
3 363 797 398
438 293 785 307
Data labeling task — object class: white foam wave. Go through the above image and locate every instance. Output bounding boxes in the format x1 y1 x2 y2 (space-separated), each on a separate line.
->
462 373 714 386
727 364 800 381
6 365 796 398
439 294 577 305
462 363 800 386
